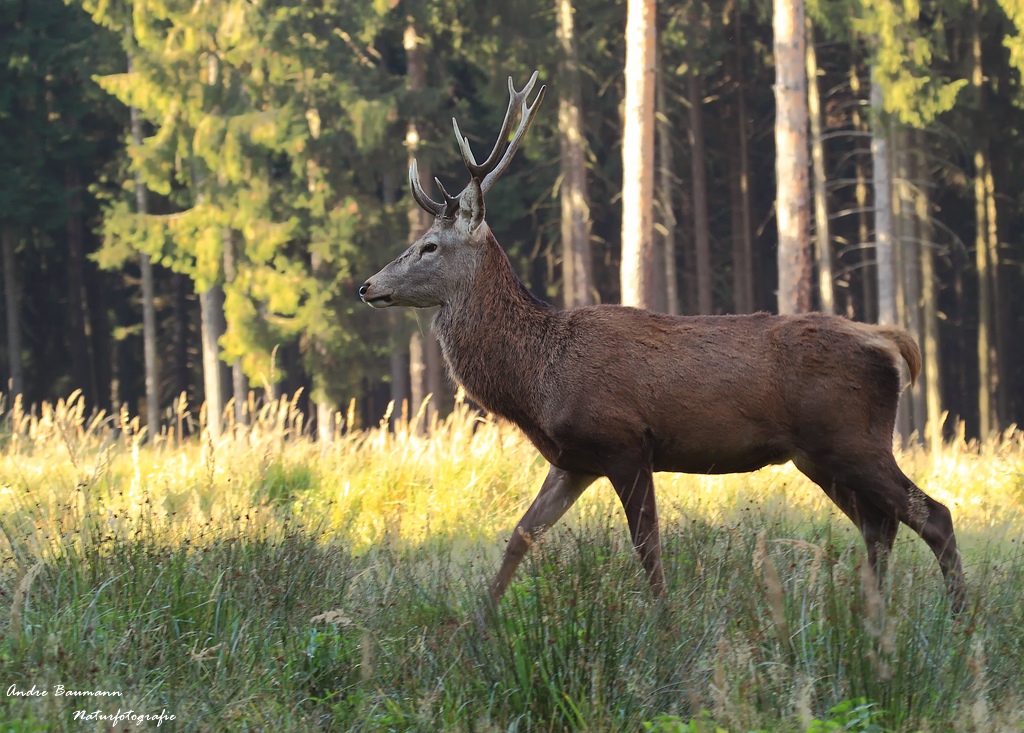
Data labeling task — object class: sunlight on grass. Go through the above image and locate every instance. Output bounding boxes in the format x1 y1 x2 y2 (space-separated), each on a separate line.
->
1 392 1023 731
1 390 1022 562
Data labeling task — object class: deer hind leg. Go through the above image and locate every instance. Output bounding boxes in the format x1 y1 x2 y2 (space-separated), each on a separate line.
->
793 456 899 584
797 454 967 613
489 465 597 603
608 464 666 597
790 458 897 585
891 463 967 613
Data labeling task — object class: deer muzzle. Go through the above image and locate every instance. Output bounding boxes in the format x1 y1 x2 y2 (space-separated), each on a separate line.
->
358 281 393 308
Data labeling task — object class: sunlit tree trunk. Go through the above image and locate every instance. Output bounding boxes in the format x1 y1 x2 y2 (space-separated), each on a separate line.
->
871 68 897 328
128 67 160 435
405 22 443 428
986 162 1009 426
557 0 593 308
1 226 23 401
806 18 833 313
850 65 875 323
773 0 812 314
914 135 942 451
892 126 916 439
620 0 657 309
222 228 248 429
199 285 226 440
971 6 995 438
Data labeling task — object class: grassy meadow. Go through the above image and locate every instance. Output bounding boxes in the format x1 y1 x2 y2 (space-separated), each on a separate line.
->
0 391 1023 732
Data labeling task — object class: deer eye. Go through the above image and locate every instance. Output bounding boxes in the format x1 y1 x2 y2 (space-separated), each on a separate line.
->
421 243 437 255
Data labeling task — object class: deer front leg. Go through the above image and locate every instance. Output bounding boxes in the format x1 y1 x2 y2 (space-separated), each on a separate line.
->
609 464 666 597
489 465 598 603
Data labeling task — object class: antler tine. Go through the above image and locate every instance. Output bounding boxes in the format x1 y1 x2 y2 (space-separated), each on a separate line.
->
409 158 445 218
433 176 461 218
479 79 546 195
452 71 542 185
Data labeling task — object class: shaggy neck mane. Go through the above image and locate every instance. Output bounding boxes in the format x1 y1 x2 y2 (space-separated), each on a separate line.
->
432 231 553 426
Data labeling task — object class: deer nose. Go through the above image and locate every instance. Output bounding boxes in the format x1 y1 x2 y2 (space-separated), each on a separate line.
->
358 282 370 300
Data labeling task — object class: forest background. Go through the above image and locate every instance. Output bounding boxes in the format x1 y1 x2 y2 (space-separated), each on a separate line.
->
2 0 1024 443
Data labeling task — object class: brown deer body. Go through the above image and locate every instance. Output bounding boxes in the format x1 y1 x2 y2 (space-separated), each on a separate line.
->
359 73 967 612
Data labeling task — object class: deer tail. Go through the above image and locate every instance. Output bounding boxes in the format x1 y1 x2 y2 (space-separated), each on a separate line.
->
877 327 922 387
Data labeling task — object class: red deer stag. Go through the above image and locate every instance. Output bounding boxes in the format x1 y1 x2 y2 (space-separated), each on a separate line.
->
359 72 967 613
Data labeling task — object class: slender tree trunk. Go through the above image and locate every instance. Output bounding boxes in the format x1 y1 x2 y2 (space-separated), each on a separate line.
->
129 97 160 434
805 19 834 313
893 125 917 440
405 22 443 427
380 173 409 427
773 0 812 314
971 6 994 438
66 165 98 405
620 0 657 309
222 228 248 428
1 226 23 401
871 67 897 327
172 272 190 404
730 6 755 314
686 15 712 315
850 65 875 323
678 165 698 314
199 285 226 439
656 67 678 315
975 148 996 438
557 0 593 308
409 329 426 434
915 136 942 451
986 163 1009 427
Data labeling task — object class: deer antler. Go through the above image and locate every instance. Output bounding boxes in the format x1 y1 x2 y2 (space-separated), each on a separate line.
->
453 71 546 195
408 72 546 219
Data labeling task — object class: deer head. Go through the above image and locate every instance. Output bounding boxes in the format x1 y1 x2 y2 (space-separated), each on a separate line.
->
359 72 546 309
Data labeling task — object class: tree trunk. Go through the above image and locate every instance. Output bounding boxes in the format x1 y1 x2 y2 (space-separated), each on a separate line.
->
656 67 678 315
620 0 657 309
871 67 897 328
405 22 443 427
915 136 942 451
409 329 426 434
66 164 98 406
199 285 226 440
805 18 834 313
172 272 190 404
850 64 875 323
893 125 917 440
1 226 23 401
773 0 812 314
557 0 593 308
730 5 755 314
971 7 994 438
222 228 248 428
130 103 160 434
986 162 1009 427
686 14 712 315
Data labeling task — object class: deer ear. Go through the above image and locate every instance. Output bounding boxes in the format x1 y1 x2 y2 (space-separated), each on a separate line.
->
458 177 485 232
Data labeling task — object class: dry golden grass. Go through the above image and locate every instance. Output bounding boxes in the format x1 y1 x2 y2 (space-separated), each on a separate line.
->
1 390 1022 561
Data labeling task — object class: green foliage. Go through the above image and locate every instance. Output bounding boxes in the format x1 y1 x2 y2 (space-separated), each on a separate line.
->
643 699 889 733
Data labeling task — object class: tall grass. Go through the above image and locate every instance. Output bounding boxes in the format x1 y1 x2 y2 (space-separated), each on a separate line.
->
1 392 1022 731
